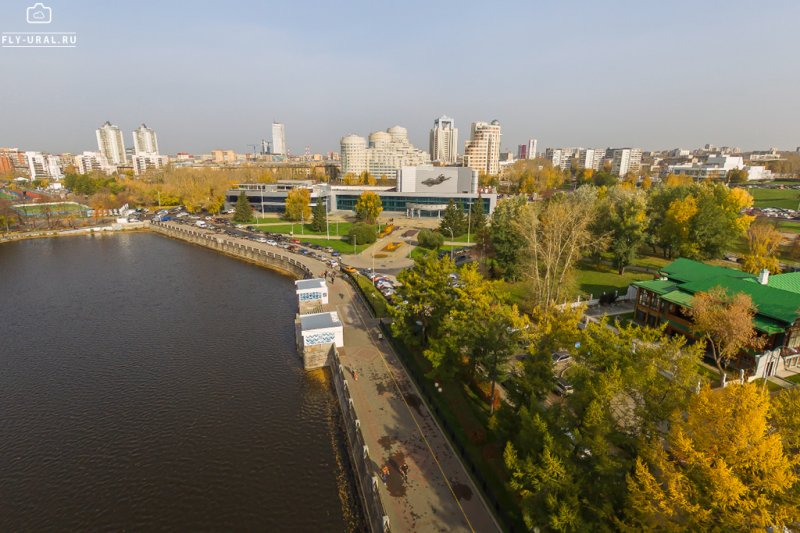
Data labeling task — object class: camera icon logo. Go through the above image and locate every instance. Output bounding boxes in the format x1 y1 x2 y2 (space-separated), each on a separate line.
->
26 3 52 24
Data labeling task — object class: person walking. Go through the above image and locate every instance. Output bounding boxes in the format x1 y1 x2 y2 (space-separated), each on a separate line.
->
400 462 409 483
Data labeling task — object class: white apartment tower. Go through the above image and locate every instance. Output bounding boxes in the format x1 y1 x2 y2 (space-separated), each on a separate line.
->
611 148 643 176
96 121 127 165
463 120 502 175
272 122 286 156
339 126 430 179
132 124 159 155
429 115 458 164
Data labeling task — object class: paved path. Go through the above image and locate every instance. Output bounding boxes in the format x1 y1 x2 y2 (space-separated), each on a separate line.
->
158 221 500 532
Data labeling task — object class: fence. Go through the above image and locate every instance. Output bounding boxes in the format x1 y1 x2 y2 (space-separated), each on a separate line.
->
149 222 314 280
330 349 391 533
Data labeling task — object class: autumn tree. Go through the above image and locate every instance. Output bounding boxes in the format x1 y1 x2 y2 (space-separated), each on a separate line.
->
284 187 311 221
487 195 527 280
689 286 765 383
354 190 382 223
743 220 782 274
505 159 565 194
625 383 800 531
515 189 601 307
663 173 693 187
726 167 749 184
310 199 327 232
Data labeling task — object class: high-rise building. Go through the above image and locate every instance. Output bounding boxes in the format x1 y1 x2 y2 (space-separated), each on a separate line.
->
429 115 458 164
132 123 159 155
463 120 501 175
131 154 168 175
340 126 430 179
272 122 286 156
518 138 537 160
25 152 63 179
611 148 643 176
96 121 127 165
74 151 115 175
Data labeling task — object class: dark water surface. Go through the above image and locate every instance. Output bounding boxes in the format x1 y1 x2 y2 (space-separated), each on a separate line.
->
0 233 361 531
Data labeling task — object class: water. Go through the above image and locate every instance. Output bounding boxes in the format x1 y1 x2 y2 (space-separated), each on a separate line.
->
0 232 362 531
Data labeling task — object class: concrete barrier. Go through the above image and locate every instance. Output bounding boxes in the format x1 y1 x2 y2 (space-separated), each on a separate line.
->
149 222 314 280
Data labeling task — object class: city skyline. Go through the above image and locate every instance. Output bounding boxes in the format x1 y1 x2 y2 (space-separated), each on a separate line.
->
1 1 799 154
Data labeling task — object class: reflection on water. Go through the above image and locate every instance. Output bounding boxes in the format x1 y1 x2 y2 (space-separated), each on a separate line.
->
0 233 363 531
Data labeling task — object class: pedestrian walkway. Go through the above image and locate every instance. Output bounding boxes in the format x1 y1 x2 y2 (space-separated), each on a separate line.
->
331 274 499 532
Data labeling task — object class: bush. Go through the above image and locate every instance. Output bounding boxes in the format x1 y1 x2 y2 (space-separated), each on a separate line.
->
417 228 444 249
347 222 377 245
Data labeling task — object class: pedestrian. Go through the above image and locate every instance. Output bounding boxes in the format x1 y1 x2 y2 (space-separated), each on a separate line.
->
381 465 389 484
400 462 409 482
353 369 359 381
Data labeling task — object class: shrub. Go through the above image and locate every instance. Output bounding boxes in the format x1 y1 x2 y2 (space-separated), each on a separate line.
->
347 222 377 245
417 228 444 249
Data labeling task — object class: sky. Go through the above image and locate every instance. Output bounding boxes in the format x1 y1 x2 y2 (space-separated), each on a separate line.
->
1 0 799 155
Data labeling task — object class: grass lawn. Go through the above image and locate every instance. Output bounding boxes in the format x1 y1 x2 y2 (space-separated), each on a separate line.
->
783 373 800 385
613 312 635 327
752 378 784 392
351 273 389 317
253 221 356 236
575 262 652 298
749 187 800 209
776 220 800 234
407 244 462 261
295 236 372 254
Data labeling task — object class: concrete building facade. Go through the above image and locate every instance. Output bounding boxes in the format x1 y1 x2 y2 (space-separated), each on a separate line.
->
463 120 501 175
96 121 127 165
339 126 430 180
429 115 458 165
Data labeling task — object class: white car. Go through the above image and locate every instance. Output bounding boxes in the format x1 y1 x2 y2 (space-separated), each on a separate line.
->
266 239 278 246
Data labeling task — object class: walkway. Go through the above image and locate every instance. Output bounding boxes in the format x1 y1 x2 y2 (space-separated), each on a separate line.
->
156 221 500 532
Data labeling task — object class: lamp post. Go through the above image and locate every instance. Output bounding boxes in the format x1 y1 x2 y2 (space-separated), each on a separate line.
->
467 202 471 245
325 200 330 241
445 227 454 261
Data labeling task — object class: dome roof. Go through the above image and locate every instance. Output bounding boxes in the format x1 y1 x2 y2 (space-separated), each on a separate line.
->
369 131 391 144
491 119 500 126
341 134 366 146
387 125 408 142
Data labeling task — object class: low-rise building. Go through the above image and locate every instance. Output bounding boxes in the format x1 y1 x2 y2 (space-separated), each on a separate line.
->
632 258 800 381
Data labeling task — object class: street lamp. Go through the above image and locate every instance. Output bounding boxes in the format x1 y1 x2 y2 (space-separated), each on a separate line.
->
466 202 471 245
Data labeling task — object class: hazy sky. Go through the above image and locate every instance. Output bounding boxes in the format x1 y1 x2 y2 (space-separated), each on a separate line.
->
1 0 799 155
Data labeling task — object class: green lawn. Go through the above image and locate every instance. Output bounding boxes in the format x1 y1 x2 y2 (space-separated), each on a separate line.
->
575 262 652 299
783 373 800 385
407 244 463 261
776 220 800 234
294 236 372 254
752 378 784 392
749 187 800 209
253 221 355 237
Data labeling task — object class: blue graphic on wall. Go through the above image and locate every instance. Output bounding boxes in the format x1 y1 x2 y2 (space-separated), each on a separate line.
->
305 331 336 346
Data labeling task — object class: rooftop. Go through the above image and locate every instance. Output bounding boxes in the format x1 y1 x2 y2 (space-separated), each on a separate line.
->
295 278 327 292
300 311 342 331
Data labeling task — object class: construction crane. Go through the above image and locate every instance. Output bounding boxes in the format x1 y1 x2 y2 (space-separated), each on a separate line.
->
246 144 259 159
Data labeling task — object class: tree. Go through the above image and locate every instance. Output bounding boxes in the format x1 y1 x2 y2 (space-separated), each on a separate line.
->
487 195 527 280
504 159 565 194
347 222 376 245
743 220 782 274
390 254 457 349
689 286 766 383
664 173 693 187
770 387 800 454
416 228 444 250
310 199 327 232
596 187 648 274
515 190 601 307
726 167 749 184
359 171 375 185
284 188 311 221
354 190 382 223
438 199 467 238
625 384 800 531
469 198 487 236
0 197 17 233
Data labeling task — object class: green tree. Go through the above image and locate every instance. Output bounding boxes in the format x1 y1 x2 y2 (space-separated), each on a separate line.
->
284 188 311 221
438 199 467 238
625 384 800 531
310 199 327 232
726 167 749 184
416 228 444 250
390 254 457 349
347 222 376 245
597 186 648 274
232 191 253 223
487 195 527 280
354 190 383 223
469 198 487 236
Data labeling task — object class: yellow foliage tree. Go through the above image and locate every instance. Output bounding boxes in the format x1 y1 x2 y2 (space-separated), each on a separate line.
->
663 195 699 257
743 222 783 274
664 173 694 187
284 188 311 221
354 190 382 223
625 383 800 531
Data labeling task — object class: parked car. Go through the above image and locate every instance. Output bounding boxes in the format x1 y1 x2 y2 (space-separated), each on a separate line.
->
554 378 574 396
552 351 571 364
266 239 278 246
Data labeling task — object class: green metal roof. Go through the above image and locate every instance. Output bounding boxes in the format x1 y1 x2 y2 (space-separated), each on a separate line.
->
659 257 755 284
632 279 677 294
753 315 787 335
660 290 694 307
766 272 800 295
679 276 799 325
